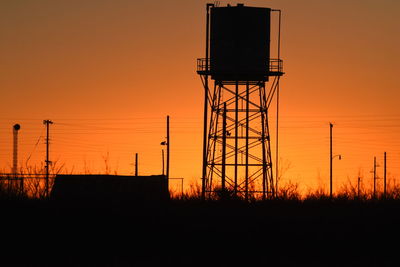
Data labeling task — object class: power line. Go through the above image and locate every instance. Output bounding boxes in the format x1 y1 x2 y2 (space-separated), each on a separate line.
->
25 133 43 166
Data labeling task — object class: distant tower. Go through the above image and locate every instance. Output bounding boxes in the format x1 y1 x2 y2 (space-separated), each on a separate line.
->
197 3 283 199
12 124 21 176
43 119 53 197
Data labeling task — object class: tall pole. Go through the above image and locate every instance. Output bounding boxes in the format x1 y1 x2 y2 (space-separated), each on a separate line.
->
373 156 376 198
330 123 333 198
384 152 387 198
135 153 138 176
166 115 170 191
43 120 53 197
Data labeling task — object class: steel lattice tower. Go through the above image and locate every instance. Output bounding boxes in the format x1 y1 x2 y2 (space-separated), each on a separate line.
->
197 3 283 200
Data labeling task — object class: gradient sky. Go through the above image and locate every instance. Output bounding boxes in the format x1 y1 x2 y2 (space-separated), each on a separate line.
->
1 0 399 194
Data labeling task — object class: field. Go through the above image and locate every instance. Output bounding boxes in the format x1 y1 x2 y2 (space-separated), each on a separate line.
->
1 193 399 267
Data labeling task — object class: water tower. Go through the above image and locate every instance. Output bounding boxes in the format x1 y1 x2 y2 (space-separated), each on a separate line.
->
12 124 21 177
197 3 283 200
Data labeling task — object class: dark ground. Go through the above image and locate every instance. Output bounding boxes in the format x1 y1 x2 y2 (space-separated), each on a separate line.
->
0 198 399 267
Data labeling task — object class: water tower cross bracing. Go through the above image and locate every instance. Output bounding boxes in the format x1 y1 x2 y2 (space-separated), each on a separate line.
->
197 3 284 200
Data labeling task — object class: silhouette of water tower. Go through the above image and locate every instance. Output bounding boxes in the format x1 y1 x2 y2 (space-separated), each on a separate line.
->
197 3 284 200
13 124 21 177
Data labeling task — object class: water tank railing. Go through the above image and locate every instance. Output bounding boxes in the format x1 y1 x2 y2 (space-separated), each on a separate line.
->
269 58 283 74
197 58 209 72
197 58 283 74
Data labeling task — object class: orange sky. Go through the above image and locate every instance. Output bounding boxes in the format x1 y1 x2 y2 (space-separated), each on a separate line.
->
1 0 399 194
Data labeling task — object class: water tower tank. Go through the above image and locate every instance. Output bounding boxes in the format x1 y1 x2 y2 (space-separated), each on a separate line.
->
210 4 271 81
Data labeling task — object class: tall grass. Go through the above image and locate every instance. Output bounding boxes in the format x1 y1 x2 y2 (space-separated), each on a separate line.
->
3 157 400 204
0 159 65 199
172 178 400 203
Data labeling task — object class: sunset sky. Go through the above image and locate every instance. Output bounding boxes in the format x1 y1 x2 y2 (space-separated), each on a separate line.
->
1 0 399 194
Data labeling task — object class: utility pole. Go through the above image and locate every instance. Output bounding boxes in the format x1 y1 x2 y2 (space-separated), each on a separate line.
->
373 156 376 199
135 153 138 176
166 115 170 190
43 120 53 197
384 152 387 198
330 123 333 198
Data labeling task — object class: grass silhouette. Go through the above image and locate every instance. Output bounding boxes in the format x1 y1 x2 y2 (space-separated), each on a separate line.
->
1 171 399 267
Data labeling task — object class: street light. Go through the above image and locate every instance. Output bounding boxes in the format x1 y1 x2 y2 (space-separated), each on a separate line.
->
333 154 342 160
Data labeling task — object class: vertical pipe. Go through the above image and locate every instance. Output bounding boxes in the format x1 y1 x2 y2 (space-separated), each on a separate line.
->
201 65 208 198
205 4 212 69
277 10 281 61
275 10 282 198
135 153 138 176
201 4 212 199
221 102 227 191
330 123 333 198
275 81 279 198
12 124 21 194
167 115 170 191
13 127 18 176
384 152 387 198
245 82 249 201
234 81 238 196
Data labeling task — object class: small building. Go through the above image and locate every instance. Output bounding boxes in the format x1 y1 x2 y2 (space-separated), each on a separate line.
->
51 174 169 202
